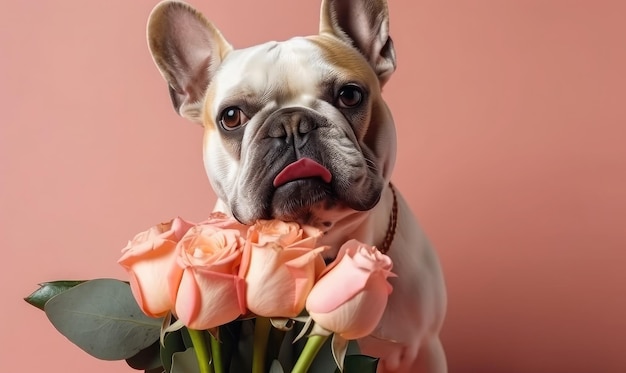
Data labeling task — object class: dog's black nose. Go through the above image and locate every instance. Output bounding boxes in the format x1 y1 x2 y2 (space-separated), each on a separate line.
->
267 110 318 138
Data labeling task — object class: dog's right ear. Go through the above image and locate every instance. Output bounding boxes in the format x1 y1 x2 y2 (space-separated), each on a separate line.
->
319 0 396 85
147 1 232 124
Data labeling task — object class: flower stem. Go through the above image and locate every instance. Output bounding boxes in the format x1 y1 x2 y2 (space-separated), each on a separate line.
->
252 317 272 373
291 334 329 373
209 331 225 373
188 328 214 373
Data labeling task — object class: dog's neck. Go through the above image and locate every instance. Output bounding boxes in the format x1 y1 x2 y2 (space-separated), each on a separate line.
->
315 183 396 259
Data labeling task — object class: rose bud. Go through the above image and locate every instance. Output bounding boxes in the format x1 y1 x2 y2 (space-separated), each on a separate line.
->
305 239 394 340
118 217 194 318
173 222 247 330
240 220 327 318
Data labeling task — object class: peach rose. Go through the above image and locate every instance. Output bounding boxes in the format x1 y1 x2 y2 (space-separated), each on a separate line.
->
239 220 327 318
118 217 194 318
198 212 250 236
305 239 394 340
173 220 248 330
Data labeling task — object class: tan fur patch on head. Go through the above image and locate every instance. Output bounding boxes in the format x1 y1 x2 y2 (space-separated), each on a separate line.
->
307 34 380 89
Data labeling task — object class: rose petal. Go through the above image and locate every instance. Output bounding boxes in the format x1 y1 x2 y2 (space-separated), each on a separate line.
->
175 267 245 330
284 247 327 312
244 243 325 317
309 277 389 339
305 254 373 314
119 240 179 317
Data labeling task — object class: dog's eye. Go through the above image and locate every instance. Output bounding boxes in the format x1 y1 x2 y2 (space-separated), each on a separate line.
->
219 107 249 130
337 85 364 108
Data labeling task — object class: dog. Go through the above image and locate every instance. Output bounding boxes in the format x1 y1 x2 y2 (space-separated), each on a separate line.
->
146 0 447 371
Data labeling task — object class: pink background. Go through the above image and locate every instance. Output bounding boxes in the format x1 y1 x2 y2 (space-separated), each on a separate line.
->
2 0 625 372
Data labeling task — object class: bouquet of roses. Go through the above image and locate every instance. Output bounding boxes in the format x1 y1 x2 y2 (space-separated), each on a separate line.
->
25 213 395 373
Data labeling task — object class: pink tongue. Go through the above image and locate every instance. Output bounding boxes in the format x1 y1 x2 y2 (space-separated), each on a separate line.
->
273 158 332 187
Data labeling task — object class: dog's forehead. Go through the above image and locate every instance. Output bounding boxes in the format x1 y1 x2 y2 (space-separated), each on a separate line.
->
210 36 376 103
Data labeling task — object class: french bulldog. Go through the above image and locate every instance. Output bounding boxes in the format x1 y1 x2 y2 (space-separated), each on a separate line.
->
146 0 447 371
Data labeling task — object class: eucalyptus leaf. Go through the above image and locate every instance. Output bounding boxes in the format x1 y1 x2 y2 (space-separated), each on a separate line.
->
24 280 85 311
181 327 194 349
44 278 161 360
219 320 242 372
146 368 165 373
126 339 162 370
267 324 287 369
334 354 379 373
161 329 186 373
170 348 200 373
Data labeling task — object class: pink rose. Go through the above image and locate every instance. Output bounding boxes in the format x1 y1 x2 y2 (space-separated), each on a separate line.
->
118 217 194 318
239 220 327 318
305 239 394 340
173 218 248 330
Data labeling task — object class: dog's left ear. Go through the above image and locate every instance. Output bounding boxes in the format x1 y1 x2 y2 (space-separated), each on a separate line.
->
319 0 396 85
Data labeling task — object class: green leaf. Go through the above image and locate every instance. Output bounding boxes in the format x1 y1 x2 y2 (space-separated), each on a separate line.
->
170 348 200 373
161 329 186 373
218 320 243 372
24 280 85 310
145 368 165 373
44 279 162 360
181 328 194 350
126 339 162 370
335 355 379 373
267 323 287 368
